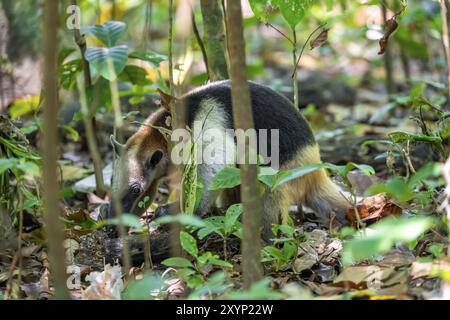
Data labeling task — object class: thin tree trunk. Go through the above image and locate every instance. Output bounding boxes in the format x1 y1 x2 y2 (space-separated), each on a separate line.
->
42 0 70 300
381 2 395 94
441 0 450 103
225 0 263 289
200 0 229 81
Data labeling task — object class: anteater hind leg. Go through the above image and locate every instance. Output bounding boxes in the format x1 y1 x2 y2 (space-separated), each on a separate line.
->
261 186 292 242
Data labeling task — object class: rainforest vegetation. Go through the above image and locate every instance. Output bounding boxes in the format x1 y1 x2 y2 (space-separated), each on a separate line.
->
0 0 450 301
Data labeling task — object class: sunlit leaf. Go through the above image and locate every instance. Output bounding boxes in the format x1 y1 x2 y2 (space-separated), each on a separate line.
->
88 21 126 47
85 45 128 81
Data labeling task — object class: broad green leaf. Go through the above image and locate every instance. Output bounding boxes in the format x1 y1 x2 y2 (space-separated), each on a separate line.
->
0 158 19 174
367 176 414 203
224 204 243 235
118 65 151 86
207 257 233 268
198 217 226 239
276 0 307 28
85 45 128 81
342 216 434 266
408 162 441 188
249 0 270 20
209 166 241 190
88 21 126 47
180 231 198 258
161 257 194 268
60 59 83 90
271 163 325 190
331 162 375 178
176 268 197 278
263 246 284 260
129 50 167 67
9 96 40 119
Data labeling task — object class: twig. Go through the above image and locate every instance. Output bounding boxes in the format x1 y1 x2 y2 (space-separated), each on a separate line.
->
192 11 209 78
265 22 294 45
292 28 299 107
72 0 106 198
291 23 327 78
3 252 19 300
71 0 91 87
168 0 175 95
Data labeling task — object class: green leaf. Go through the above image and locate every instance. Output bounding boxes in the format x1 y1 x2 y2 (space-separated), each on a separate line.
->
207 257 233 268
249 0 270 20
118 65 151 86
209 167 241 190
60 59 83 90
0 158 19 174
331 162 375 178
85 45 128 81
176 268 197 278
277 0 307 28
155 214 206 228
129 50 167 67
61 125 79 142
366 176 415 203
9 96 41 119
224 204 243 235
264 246 284 260
342 216 435 266
103 214 142 229
88 21 126 47
162 257 194 268
198 216 226 239
180 231 198 258
389 131 442 144
408 162 441 188
271 163 324 190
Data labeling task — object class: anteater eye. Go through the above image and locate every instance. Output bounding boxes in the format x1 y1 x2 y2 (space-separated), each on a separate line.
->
131 185 141 194
145 150 163 170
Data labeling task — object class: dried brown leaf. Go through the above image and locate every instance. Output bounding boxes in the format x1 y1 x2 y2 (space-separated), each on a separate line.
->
310 28 330 50
346 193 402 226
378 17 398 55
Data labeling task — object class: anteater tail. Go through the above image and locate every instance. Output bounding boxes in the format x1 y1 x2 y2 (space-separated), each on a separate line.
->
279 144 351 226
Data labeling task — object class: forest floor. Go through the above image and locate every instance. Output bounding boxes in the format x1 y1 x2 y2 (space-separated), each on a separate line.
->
1 69 449 300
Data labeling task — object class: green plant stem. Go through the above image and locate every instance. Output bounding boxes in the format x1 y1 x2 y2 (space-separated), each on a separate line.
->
72 0 106 198
292 28 299 108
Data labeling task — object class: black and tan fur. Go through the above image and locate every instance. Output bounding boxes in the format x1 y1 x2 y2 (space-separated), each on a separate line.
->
110 80 350 241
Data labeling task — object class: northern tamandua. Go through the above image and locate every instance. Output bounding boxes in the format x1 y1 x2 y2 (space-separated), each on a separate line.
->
109 80 350 241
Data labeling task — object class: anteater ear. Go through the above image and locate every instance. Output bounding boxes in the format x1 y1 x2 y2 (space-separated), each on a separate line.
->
156 88 175 112
110 135 125 155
